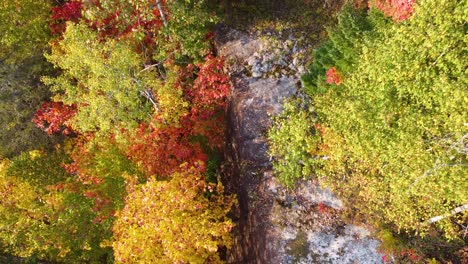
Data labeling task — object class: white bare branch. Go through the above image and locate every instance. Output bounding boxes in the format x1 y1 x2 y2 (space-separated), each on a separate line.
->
155 0 168 27
428 204 468 224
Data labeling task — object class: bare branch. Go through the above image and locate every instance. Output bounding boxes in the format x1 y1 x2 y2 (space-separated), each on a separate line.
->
428 204 468 224
140 89 160 112
155 0 168 27
140 62 162 73
408 133 468 192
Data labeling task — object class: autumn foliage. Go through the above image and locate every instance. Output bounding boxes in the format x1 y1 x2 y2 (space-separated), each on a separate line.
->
1 0 234 262
299 1 467 261
32 102 77 135
189 55 231 114
50 1 83 34
112 164 235 263
128 123 208 177
83 0 167 42
325 67 342 85
369 0 416 21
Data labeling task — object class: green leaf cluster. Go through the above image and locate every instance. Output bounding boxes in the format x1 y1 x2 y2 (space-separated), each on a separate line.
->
302 5 389 95
157 0 218 61
267 101 322 188
43 23 153 134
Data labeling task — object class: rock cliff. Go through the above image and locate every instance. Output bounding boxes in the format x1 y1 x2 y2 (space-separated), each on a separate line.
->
216 24 384 264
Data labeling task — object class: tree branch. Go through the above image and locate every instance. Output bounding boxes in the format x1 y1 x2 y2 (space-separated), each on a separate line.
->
428 204 468 224
140 89 160 112
155 0 168 27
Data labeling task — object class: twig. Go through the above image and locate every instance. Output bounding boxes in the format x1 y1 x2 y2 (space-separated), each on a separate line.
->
155 0 168 27
140 62 162 73
140 89 160 112
428 204 468 224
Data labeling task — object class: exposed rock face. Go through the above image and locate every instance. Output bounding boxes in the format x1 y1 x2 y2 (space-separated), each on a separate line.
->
215 25 384 264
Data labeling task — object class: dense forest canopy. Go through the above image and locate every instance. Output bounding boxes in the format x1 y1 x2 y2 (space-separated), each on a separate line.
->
1 0 234 262
0 0 466 263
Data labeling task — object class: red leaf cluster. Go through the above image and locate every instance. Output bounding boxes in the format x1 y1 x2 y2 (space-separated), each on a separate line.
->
326 67 342 85
317 202 329 213
128 56 230 177
399 249 421 262
128 123 207 177
370 0 415 22
50 1 83 35
87 0 166 42
185 55 231 148
189 55 230 116
32 102 77 135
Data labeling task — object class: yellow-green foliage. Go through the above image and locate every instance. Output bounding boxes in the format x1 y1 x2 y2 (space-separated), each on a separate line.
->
268 101 322 188
312 0 467 238
0 151 113 262
112 164 235 263
151 64 190 124
159 0 217 61
0 0 51 64
43 23 154 134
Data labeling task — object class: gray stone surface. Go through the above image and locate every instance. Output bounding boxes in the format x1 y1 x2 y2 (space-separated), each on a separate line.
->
214 24 310 79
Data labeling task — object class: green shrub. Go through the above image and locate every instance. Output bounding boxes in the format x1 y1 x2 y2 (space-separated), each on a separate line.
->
0 151 114 263
43 23 153 134
302 5 389 96
267 100 321 188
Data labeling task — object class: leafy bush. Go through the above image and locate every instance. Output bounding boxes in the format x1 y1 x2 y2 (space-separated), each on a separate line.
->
309 0 467 238
0 151 114 263
1 0 233 262
267 101 322 188
159 0 218 61
112 164 235 263
302 5 389 95
43 23 153 134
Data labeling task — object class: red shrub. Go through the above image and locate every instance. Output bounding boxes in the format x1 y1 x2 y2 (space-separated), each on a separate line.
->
87 0 166 42
127 123 208 177
189 55 231 116
50 1 83 34
370 0 416 22
326 67 342 85
32 102 77 135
